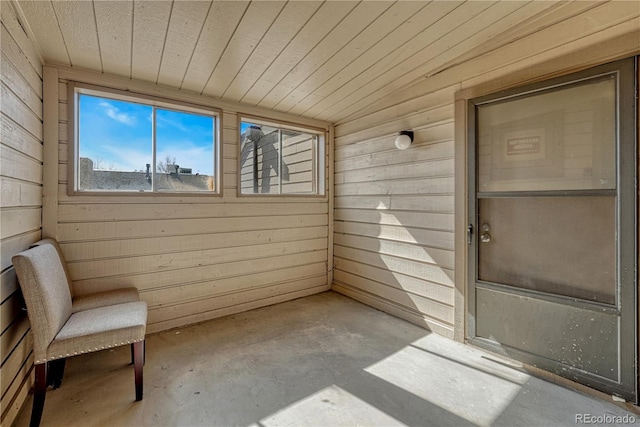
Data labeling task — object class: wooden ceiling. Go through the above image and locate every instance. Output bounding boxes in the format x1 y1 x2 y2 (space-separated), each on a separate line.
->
13 1 635 123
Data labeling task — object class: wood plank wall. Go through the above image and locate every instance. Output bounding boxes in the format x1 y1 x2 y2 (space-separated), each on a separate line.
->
333 90 457 338
332 8 640 340
53 73 330 336
0 3 42 425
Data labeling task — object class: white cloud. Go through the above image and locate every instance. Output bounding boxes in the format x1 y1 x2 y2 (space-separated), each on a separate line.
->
98 101 136 125
156 113 189 132
100 145 151 172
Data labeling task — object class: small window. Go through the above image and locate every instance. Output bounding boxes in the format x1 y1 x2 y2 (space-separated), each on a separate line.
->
71 84 219 194
239 117 325 195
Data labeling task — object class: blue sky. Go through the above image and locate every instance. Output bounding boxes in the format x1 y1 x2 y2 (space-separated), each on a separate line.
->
79 94 215 175
240 121 251 134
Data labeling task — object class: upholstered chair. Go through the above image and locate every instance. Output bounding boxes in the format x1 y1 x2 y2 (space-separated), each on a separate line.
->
30 238 140 312
12 243 147 427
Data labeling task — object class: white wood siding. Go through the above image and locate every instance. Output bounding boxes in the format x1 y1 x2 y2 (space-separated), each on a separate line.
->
333 94 457 338
53 70 330 335
332 10 640 340
0 3 42 425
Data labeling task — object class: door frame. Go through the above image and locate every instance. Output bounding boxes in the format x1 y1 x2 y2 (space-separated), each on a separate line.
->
460 58 637 403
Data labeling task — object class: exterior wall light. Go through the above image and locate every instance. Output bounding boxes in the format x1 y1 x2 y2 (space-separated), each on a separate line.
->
395 131 413 150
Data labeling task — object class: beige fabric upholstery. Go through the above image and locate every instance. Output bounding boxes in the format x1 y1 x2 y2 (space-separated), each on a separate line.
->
12 245 73 363
30 238 74 294
30 238 140 313
46 301 147 363
12 245 148 364
72 288 141 313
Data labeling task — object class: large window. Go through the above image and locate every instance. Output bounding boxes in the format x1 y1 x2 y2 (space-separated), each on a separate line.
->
239 117 324 195
71 84 219 194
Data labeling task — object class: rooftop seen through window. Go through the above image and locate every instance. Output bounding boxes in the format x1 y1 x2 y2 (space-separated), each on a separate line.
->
75 90 218 193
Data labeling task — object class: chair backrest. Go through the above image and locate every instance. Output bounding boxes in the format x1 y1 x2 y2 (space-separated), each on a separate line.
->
30 238 74 296
12 244 73 362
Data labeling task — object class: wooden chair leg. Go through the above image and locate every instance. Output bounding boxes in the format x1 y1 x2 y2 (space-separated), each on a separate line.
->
131 342 146 365
46 361 53 387
133 340 144 401
47 358 66 389
30 363 47 427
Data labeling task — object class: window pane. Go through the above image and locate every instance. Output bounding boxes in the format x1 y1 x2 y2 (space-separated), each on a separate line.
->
478 196 616 304
477 76 616 193
281 130 316 194
240 121 320 195
155 109 215 192
240 123 280 194
78 94 152 191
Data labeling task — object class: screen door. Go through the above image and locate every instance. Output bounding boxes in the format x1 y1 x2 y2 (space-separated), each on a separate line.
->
467 58 637 402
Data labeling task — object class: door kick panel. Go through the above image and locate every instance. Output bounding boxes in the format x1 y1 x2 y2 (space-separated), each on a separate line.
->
476 287 618 381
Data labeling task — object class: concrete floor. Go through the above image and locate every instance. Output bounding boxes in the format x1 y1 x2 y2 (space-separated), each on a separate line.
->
14 291 638 427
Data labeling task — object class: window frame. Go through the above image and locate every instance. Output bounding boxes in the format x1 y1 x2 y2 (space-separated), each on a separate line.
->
68 82 222 196
237 114 327 198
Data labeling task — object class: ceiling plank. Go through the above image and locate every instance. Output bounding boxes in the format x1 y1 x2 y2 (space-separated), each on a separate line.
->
131 1 172 84
16 0 69 66
222 1 323 102
201 1 287 98
256 1 394 111
336 1 640 124
425 1 600 79
318 1 536 121
51 0 101 70
239 1 357 106
461 17 640 91
280 1 427 115
283 1 455 116
94 0 133 77
157 0 211 88
315 1 512 122
180 1 249 94
14 0 638 126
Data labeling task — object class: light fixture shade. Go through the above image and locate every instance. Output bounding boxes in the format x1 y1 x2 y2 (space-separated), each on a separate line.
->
395 131 413 150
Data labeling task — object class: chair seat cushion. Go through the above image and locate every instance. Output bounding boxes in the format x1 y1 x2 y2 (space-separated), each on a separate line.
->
43 301 147 363
72 288 140 313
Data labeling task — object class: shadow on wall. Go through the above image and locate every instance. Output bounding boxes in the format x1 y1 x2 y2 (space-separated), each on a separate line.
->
332 127 456 338
240 127 290 194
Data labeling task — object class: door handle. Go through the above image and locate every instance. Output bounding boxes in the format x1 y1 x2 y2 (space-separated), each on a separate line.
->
480 223 491 243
